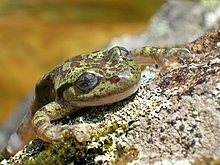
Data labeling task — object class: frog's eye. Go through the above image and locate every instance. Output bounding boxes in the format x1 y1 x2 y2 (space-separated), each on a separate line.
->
75 72 99 92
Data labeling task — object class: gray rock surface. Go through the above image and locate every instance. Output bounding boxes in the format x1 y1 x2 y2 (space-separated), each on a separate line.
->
8 29 220 165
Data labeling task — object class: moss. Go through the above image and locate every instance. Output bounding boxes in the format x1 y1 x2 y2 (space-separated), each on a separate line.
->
91 122 127 141
16 122 134 164
22 136 88 165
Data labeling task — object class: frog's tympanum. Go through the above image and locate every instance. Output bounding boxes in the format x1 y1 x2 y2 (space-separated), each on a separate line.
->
0 46 191 158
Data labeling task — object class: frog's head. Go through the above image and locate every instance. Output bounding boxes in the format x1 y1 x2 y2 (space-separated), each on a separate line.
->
54 46 141 107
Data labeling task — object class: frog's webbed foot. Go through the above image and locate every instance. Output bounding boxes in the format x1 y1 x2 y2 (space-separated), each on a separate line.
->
130 46 192 68
32 102 90 143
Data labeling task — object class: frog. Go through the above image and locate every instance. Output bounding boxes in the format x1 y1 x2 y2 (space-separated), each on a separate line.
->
0 46 191 159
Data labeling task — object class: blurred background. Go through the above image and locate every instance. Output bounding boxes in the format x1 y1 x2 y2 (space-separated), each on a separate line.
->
0 0 165 123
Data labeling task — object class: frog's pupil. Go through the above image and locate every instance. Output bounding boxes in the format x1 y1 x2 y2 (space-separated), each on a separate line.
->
76 72 99 92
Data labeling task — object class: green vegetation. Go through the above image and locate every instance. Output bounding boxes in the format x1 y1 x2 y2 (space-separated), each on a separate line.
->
20 122 135 164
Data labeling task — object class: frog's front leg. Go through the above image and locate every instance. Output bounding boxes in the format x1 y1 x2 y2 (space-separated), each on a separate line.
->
32 102 90 143
130 46 191 67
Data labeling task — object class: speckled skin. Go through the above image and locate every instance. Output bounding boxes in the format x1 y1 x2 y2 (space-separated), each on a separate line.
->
31 46 141 143
0 46 191 158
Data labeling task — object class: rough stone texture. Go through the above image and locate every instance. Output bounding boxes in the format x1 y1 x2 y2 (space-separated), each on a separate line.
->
7 31 220 165
2 0 220 164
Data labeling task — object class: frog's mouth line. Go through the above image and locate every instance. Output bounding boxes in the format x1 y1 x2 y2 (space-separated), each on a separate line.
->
70 82 140 107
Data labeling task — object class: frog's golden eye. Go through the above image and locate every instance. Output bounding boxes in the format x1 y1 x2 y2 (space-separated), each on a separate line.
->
76 72 99 92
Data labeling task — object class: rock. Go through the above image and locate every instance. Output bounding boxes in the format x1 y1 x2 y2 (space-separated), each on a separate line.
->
8 30 220 165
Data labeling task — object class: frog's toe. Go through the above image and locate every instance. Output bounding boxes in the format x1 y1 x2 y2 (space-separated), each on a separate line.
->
68 124 91 142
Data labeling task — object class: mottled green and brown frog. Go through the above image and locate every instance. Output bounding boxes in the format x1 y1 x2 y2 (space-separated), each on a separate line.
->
0 46 191 158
